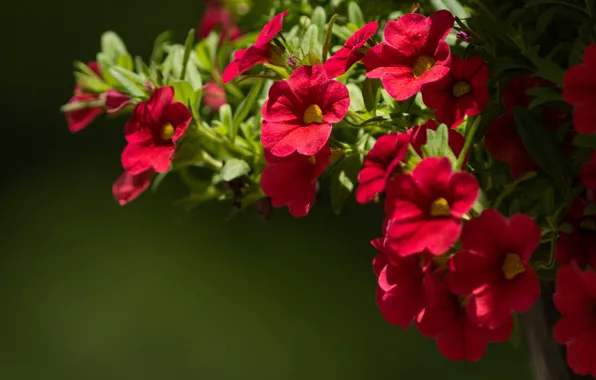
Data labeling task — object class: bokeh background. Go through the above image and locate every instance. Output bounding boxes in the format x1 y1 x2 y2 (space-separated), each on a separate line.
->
1 0 531 378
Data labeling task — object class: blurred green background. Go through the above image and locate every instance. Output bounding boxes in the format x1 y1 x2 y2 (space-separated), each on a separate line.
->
1 0 530 378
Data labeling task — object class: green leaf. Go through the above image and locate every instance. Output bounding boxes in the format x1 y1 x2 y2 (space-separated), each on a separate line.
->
421 124 458 166
513 107 569 192
109 67 146 97
347 2 365 28
346 84 365 112
322 14 338 60
233 79 264 131
117 53 134 71
180 29 195 80
151 30 173 64
332 24 353 40
300 24 320 55
526 87 563 108
532 7 559 43
221 158 250 181
219 104 234 141
73 72 110 93
471 189 488 215
311 6 327 42
572 134 596 148
541 186 556 216
101 31 128 63
330 152 363 214
531 56 565 85
362 78 379 113
169 80 195 105
492 57 533 74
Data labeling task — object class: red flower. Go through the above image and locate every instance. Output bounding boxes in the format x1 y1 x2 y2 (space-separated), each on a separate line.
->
421 55 489 127
203 82 227 112
355 133 410 204
407 119 466 161
112 169 154 206
324 22 378 79
556 198 596 269
581 152 596 189
364 10 453 101
260 145 330 217
65 93 104 133
384 156 478 256
198 0 243 43
373 238 427 329
121 86 191 174
222 11 288 83
261 64 349 157
501 75 550 112
416 271 513 362
553 264 596 378
563 43 596 134
447 209 541 329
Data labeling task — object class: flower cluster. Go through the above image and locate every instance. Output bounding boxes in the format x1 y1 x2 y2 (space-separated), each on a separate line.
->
62 0 596 375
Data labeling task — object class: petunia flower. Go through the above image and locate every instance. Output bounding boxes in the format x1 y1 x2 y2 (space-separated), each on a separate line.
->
416 270 513 362
562 43 596 134
261 64 350 157
65 93 105 133
222 11 288 83
203 82 227 112
421 55 489 127
260 145 330 218
384 156 478 256
112 169 155 206
373 238 428 329
363 10 454 101
556 198 596 269
121 86 192 174
553 264 596 378
324 22 378 79
198 0 243 43
355 132 410 204
407 119 466 160
447 209 541 329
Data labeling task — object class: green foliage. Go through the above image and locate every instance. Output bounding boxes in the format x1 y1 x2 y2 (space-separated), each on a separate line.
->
221 158 251 181
329 152 363 214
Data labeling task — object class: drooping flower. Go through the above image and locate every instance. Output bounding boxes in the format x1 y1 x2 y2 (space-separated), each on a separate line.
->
222 11 288 83
198 0 243 43
260 145 330 217
112 169 154 206
121 86 192 174
355 133 410 204
373 238 427 329
562 43 596 134
384 156 479 256
364 10 454 101
556 198 596 269
203 82 227 112
421 55 489 127
581 152 596 189
324 22 378 79
447 209 541 329
408 119 466 160
261 64 350 157
553 264 596 378
416 271 513 362
65 93 104 133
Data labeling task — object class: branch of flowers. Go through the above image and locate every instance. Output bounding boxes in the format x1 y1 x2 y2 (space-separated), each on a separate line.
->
456 115 481 171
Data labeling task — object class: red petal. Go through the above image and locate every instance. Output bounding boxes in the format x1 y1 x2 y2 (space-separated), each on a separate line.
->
319 80 350 123
448 172 479 217
112 169 154 206
255 10 288 46
262 81 302 123
565 329 596 376
261 121 332 157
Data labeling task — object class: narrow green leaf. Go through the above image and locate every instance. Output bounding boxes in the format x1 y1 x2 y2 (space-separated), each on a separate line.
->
300 24 320 55
572 134 596 148
347 2 365 28
111 66 146 86
180 29 195 80
101 31 128 63
151 30 173 64
219 104 234 141
421 124 458 166
109 67 146 97
233 79 264 131
169 80 195 105
531 57 565 85
330 152 363 214
221 158 250 181
346 84 365 112
311 6 327 42
526 87 563 108
322 14 338 61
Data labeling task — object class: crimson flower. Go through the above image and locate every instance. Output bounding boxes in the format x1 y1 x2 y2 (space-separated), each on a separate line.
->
416 271 513 362
408 119 466 161
556 198 596 269
421 55 489 127
112 169 154 206
447 209 541 329
553 264 596 378
121 86 192 174
373 238 427 329
384 156 478 256
324 22 378 79
65 93 104 133
203 82 227 112
260 145 330 217
364 10 453 101
563 43 596 134
355 133 410 204
198 0 243 43
261 64 349 157
222 11 288 83
581 152 596 189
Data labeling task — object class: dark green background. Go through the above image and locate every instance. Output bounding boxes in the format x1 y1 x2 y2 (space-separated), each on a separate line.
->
1 1 529 378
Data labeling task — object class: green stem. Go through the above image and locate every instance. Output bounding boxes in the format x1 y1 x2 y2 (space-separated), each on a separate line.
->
456 116 481 171
492 172 538 210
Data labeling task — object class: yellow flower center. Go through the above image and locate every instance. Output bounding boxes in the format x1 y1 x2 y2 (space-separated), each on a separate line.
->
160 123 175 141
412 55 436 78
452 81 471 98
303 104 323 124
502 253 526 280
430 197 451 217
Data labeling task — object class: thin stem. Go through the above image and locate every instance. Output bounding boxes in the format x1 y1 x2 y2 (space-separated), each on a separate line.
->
456 116 481 171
